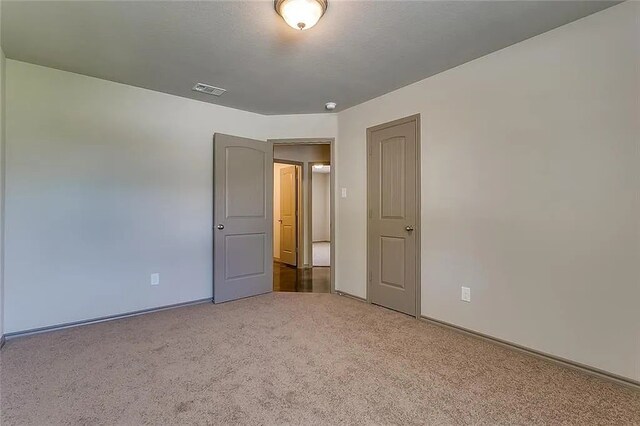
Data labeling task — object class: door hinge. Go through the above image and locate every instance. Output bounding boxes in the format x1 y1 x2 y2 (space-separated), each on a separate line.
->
368 270 372 282
368 209 372 219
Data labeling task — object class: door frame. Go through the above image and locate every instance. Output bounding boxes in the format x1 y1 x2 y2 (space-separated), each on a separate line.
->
308 161 331 266
268 138 336 294
273 160 303 267
366 114 421 319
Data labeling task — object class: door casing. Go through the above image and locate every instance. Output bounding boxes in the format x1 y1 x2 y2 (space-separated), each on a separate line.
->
366 114 421 318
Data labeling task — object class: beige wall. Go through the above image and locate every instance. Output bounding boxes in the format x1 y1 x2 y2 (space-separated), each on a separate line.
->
312 171 330 242
335 2 639 381
273 144 330 266
4 60 336 333
0 15 5 338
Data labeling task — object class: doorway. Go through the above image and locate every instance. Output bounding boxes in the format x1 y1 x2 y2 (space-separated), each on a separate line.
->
273 162 301 267
271 140 334 293
367 115 421 317
310 163 330 267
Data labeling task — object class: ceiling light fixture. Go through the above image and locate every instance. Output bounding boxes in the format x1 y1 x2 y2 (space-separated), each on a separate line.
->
275 0 328 31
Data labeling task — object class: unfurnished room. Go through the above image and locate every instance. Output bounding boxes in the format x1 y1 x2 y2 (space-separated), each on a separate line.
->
0 0 638 424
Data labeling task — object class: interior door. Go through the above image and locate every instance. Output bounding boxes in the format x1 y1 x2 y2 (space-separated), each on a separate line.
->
367 116 419 316
214 133 273 303
279 166 298 266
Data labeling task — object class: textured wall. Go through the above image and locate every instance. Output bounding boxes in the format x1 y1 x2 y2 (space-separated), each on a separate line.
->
336 2 639 381
4 61 336 333
312 172 330 242
0 42 5 338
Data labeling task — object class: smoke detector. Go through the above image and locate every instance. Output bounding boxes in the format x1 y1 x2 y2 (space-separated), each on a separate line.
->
192 83 226 96
325 102 336 111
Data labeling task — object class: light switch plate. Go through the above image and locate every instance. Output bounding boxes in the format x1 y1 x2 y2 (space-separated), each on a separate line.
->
151 273 160 286
341 187 347 198
461 286 471 302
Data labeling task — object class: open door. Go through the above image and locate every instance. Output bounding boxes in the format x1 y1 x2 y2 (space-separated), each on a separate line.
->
214 133 273 303
279 165 297 266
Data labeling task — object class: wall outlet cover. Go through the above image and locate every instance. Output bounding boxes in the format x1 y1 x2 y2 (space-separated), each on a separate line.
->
151 273 160 286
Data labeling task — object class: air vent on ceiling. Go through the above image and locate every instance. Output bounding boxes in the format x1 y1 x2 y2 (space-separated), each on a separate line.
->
192 83 226 96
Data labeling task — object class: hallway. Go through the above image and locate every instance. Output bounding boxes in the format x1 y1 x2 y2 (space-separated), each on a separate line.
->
273 262 330 293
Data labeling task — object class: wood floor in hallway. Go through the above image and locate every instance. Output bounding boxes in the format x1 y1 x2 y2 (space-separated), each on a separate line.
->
273 261 330 293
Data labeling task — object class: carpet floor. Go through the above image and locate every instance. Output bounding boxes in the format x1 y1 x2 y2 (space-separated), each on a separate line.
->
1 293 638 425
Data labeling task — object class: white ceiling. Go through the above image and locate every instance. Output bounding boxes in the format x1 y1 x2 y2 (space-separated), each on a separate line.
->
2 0 617 115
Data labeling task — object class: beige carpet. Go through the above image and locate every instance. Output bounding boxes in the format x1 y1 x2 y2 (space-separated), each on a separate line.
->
1 293 638 425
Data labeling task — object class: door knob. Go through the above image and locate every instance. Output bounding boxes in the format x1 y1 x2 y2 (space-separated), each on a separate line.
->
278 219 283 223
405 225 414 232
217 224 224 230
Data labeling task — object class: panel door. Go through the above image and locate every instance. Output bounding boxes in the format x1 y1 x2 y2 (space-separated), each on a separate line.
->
214 133 273 303
279 166 297 266
368 117 418 316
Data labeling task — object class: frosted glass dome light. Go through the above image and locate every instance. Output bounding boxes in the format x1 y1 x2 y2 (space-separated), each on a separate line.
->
275 0 328 31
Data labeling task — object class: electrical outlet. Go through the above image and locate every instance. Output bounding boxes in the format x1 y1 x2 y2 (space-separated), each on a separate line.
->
150 273 160 286
461 286 471 302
